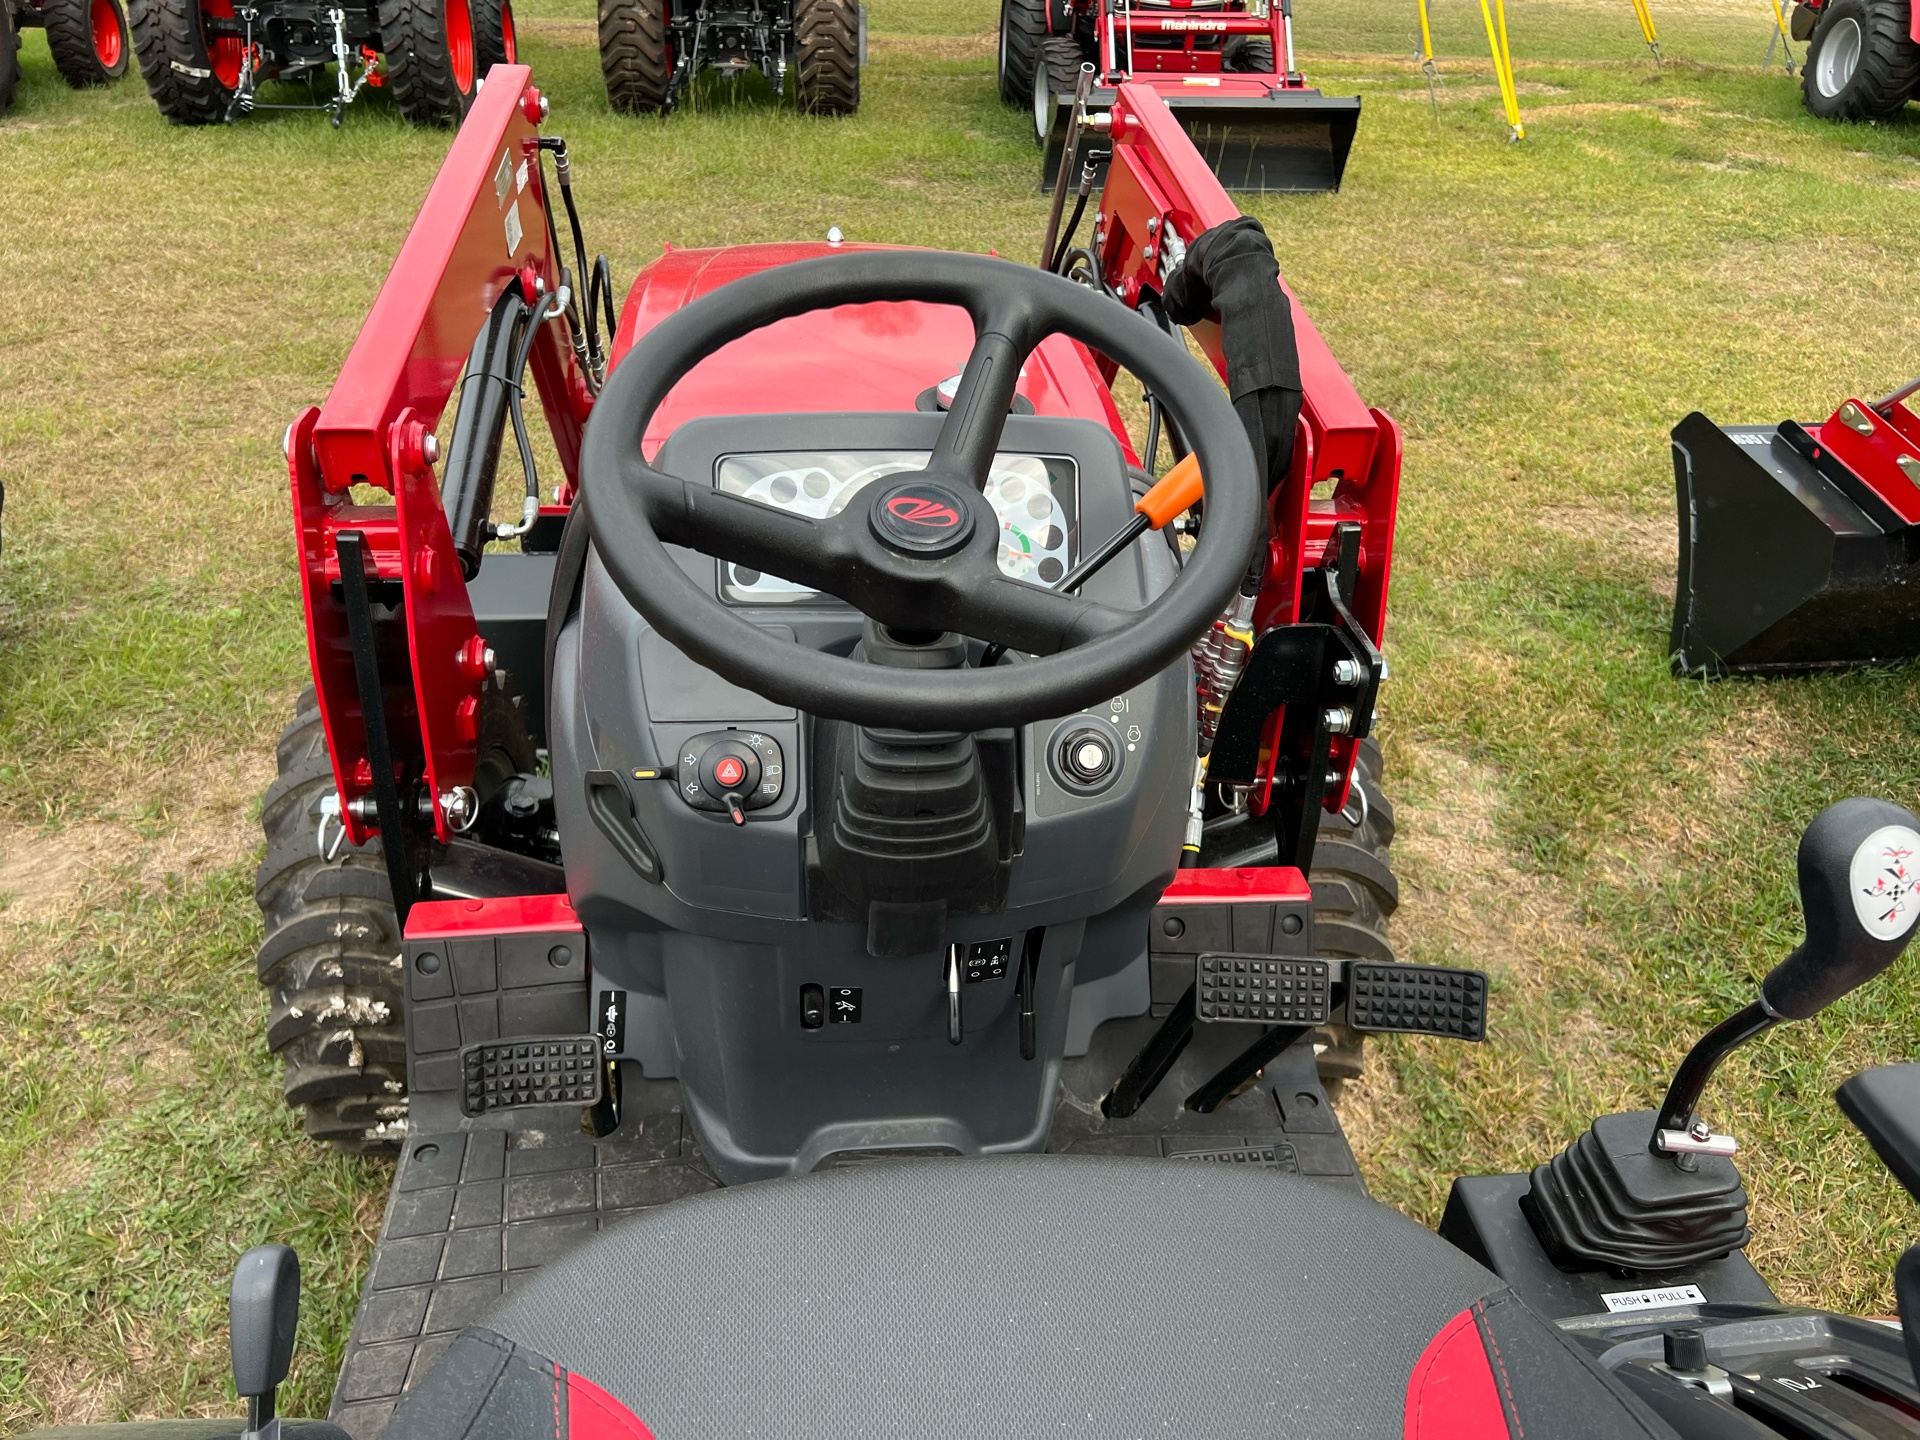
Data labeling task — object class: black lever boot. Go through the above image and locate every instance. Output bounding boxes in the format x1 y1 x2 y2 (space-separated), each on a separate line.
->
1525 798 1920 1274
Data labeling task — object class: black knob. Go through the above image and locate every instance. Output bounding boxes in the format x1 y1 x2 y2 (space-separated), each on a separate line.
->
1663 1327 1708 1373
799 983 826 1030
1060 728 1114 785
1762 797 1920 1021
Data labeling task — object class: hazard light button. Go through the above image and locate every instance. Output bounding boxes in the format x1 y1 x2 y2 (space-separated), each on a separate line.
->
676 730 786 822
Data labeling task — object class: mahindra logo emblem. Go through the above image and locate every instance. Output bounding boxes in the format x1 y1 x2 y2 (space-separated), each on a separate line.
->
886 494 961 529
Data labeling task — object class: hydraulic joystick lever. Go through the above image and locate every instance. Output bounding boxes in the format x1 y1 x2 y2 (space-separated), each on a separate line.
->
1524 797 1920 1274
230 1243 300 1440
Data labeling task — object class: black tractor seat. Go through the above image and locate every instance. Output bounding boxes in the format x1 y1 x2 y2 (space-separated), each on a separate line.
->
389 1155 1668 1439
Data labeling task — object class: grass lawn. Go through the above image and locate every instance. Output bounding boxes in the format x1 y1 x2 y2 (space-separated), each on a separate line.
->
4 0 1920 1426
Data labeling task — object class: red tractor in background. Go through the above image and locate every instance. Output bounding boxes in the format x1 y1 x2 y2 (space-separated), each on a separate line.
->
126 0 512 124
0 0 131 117
998 0 1359 192
1790 0 1920 118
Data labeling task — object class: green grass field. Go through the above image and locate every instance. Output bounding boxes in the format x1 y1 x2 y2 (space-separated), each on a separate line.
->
5 0 1920 1426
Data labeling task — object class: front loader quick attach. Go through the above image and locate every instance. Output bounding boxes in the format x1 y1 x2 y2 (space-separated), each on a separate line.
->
1671 382 1920 674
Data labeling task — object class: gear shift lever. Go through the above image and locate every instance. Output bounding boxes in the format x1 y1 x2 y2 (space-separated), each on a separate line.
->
1524 798 1920 1273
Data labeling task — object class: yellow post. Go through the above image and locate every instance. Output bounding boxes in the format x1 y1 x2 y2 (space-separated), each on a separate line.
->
1766 0 1799 73
1478 0 1525 139
1629 0 1664 67
1416 0 1443 113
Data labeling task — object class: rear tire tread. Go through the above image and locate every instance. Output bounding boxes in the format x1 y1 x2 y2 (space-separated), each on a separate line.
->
45 0 131 86
1802 0 1920 118
794 0 858 115
379 0 474 127
127 0 233 124
598 0 670 113
998 0 1044 105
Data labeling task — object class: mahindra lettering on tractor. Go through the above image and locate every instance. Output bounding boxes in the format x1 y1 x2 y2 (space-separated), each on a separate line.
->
0 0 131 118
999 0 1358 192
127 0 512 125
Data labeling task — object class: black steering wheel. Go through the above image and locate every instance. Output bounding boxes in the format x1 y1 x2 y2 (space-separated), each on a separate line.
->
579 250 1260 731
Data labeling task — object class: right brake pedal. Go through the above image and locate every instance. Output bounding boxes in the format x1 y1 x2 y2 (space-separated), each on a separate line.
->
1345 963 1488 1041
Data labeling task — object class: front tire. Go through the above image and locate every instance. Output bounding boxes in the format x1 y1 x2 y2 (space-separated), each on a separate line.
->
1221 34 1272 72
380 0 479 125
253 684 534 1153
794 0 858 114
128 0 242 124
1803 0 1920 119
45 0 132 86
472 0 514 77
998 0 1044 105
1030 32 1081 144
598 0 670 113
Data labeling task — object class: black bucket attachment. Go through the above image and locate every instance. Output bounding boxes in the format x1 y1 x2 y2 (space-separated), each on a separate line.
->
1670 410 1920 674
1041 87 1360 193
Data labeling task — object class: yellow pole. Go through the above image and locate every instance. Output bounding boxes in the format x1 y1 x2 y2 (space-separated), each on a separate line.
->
1629 0 1664 67
1766 0 1798 73
1416 0 1442 113
1479 0 1524 139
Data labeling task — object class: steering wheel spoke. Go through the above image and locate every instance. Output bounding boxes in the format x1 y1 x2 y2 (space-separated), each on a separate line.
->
952 576 1131 657
927 300 1044 490
640 461 863 598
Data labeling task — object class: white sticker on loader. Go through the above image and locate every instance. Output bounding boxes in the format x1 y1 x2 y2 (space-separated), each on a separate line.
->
1850 825 1920 941
516 158 529 193
1601 1284 1705 1313
504 198 523 258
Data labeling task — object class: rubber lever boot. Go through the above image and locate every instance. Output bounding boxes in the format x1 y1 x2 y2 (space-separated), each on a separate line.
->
231 1243 300 1440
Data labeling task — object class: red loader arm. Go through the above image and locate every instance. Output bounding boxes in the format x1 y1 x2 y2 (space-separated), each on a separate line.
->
290 64 590 850
1092 81 1401 815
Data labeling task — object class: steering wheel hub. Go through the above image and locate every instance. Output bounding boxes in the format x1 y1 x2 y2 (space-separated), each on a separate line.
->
870 479 976 555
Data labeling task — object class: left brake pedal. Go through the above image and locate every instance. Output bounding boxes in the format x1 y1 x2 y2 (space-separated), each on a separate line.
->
1346 963 1488 1041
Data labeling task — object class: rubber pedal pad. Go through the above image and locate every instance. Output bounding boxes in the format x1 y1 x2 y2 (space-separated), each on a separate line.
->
1346 963 1488 1041
460 1035 604 1116
1166 1143 1300 1170
1194 953 1330 1025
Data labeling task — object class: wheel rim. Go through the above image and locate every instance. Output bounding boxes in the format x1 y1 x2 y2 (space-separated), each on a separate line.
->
1031 56 1053 144
445 0 474 92
201 0 243 88
90 0 124 70
499 0 515 61
1816 14 1863 97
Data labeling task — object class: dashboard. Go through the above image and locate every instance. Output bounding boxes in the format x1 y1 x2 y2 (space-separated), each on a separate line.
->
714 450 1079 603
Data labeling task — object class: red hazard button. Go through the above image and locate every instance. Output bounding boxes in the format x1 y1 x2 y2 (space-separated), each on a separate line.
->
713 756 746 789
697 742 761 805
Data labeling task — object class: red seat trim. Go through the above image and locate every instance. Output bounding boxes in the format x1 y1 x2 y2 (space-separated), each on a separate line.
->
1404 1305 1512 1439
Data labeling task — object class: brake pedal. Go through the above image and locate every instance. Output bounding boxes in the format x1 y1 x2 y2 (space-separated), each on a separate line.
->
1345 963 1488 1041
1194 954 1330 1025
461 1036 604 1116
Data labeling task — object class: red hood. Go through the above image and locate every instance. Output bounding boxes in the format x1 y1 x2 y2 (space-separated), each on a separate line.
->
608 242 1135 459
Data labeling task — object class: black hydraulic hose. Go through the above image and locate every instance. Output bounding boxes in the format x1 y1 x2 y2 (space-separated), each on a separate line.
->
442 291 533 579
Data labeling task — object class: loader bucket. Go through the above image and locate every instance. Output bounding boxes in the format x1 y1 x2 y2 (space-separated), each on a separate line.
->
1670 410 1920 675
1041 88 1361 194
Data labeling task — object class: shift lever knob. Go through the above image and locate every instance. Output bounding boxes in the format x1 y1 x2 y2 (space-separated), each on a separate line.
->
231 1243 299 1435
1761 797 1920 1021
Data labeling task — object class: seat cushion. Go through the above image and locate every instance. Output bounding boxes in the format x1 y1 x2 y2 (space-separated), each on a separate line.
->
389 1155 1666 1439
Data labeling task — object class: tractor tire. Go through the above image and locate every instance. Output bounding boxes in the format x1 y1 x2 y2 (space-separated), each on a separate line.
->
1222 35 1272 72
0 2 19 116
1196 736 1399 1087
794 0 858 114
997 0 1044 105
1030 32 1082 144
1803 0 1920 119
45 0 131 85
380 0 479 126
598 0 670 114
473 0 514 78
128 0 242 124
253 683 534 1154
